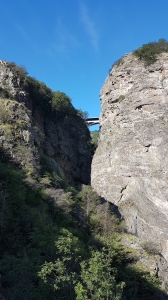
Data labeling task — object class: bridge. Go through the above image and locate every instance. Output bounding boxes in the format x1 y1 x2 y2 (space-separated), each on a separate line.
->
85 117 99 126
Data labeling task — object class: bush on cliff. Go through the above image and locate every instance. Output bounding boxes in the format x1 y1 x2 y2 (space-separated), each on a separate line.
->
26 76 52 110
50 90 75 117
7 62 28 82
133 38 168 65
111 38 168 71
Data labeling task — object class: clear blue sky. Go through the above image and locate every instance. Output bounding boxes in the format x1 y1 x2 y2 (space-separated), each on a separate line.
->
0 0 168 130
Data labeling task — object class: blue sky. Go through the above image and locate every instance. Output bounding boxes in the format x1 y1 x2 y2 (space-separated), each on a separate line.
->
1 0 168 130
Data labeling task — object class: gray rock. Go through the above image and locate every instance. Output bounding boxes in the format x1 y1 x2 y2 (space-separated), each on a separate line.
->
91 52 168 284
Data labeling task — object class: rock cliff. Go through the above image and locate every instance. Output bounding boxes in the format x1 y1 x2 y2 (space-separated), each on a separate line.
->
91 51 168 282
1 58 167 299
0 60 92 183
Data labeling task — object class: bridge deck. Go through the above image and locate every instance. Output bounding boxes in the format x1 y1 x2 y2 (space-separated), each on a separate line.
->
85 117 99 121
85 117 99 126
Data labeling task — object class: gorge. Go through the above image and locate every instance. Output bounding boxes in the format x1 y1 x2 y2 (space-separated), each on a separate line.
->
0 40 168 299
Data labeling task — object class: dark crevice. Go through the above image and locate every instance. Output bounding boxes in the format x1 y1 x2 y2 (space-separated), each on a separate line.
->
145 143 151 152
119 185 127 202
120 185 127 193
135 103 154 110
120 194 124 201
108 98 120 104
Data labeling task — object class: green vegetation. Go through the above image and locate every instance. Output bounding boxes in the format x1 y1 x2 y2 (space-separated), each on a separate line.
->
90 130 99 151
7 62 28 82
110 38 168 72
26 76 53 110
76 108 88 119
1 61 89 128
0 61 165 299
133 38 168 66
0 149 163 299
0 87 13 100
50 90 75 117
141 241 159 255
25 78 87 122
111 57 124 70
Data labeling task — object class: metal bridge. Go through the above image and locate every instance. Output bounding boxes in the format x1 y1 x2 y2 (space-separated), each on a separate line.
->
85 117 99 126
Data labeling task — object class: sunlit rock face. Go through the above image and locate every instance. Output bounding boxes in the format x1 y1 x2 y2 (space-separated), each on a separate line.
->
91 52 168 276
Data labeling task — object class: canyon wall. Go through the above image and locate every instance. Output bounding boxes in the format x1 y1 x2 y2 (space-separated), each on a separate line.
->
91 52 168 278
0 60 92 183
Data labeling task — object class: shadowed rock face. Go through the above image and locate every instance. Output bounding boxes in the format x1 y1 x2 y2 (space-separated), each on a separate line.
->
0 60 92 184
91 52 168 277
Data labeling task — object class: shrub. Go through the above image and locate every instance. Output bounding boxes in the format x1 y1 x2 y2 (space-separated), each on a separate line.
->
141 241 159 255
0 101 12 123
0 87 13 99
90 130 99 150
133 38 168 66
76 108 88 119
7 62 28 81
109 57 124 73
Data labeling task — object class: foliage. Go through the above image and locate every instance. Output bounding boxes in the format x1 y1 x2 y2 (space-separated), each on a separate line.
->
91 202 125 237
38 228 84 299
76 108 88 119
26 76 53 110
133 38 168 66
50 90 75 117
90 130 99 149
75 247 125 300
141 241 159 255
0 142 163 299
0 100 12 123
109 57 124 72
110 38 168 72
78 185 100 219
0 87 13 99
7 62 28 82
121 265 160 300
0 59 165 299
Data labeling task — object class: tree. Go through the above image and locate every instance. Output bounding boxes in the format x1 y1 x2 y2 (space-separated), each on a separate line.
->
75 247 125 300
76 108 88 119
38 228 84 299
78 185 100 223
50 90 74 117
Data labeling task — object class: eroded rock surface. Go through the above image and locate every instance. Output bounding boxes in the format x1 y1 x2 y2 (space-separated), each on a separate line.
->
91 52 168 282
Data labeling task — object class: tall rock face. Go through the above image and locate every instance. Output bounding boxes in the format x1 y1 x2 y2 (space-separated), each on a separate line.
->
91 52 168 272
0 60 92 183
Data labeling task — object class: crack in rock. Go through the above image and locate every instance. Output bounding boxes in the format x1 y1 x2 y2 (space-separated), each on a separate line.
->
135 103 154 110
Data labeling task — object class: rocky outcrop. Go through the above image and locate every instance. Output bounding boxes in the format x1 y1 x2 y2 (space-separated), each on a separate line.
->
91 52 168 282
0 60 92 183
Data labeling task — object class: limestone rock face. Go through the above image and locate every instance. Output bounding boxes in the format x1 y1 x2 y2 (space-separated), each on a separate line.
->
91 52 168 274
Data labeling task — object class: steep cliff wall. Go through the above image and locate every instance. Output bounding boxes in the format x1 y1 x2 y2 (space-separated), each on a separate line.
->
0 60 92 183
91 52 168 280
